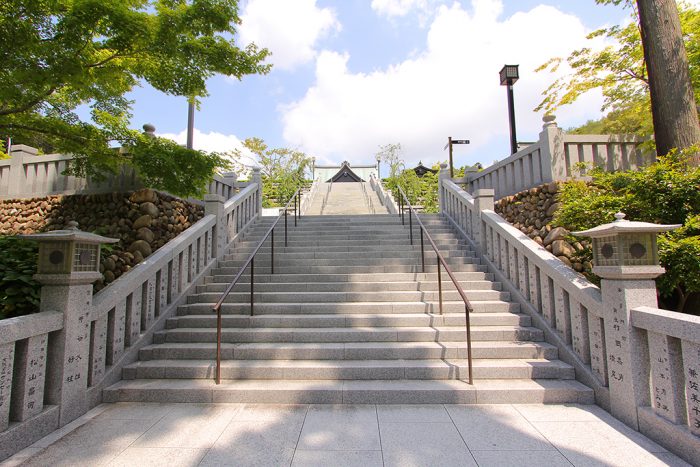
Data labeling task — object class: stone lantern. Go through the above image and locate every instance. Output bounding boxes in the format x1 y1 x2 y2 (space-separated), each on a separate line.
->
23 221 118 284
573 212 680 430
21 221 118 424
573 212 680 280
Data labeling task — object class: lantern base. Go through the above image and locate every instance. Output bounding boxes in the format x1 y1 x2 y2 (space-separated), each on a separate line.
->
592 265 665 280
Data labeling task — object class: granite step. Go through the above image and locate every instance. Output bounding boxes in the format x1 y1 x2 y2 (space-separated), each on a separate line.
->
197 279 503 293
121 358 575 381
187 289 510 304
157 325 543 344
137 340 559 361
176 300 520 315
103 378 595 404
166 312 530 329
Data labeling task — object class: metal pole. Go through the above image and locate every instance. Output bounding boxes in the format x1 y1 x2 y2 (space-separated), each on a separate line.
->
215 308 221 384
250 258 254 316
448 136 453 178
285 208 288 247
271 228 274 274
187 100 195 150
408 208 413 245
294 194 297 227
507 83 518 155
420 229 425 273
437 256 443 315
465 303 473 384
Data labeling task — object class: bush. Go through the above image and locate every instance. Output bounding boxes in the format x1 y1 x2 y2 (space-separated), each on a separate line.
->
0 237 40 319
555 150 700 313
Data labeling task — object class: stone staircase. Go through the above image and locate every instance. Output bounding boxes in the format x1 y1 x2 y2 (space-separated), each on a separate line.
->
104 214 593 404
305 182 387 215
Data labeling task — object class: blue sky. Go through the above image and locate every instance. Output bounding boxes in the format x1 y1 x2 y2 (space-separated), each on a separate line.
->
130 0 637 172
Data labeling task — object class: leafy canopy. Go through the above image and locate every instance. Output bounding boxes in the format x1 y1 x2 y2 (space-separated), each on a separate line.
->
229 138 312 207
536 1 700 136
0 0 270 197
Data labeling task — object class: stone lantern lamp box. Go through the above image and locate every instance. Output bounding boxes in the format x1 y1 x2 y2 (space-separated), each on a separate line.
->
22 221 119 284
573 212 681 280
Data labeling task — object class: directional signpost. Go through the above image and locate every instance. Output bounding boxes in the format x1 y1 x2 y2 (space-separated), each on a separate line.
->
444 137 470 178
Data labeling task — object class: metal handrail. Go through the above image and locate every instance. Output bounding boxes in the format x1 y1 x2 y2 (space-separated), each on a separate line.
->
396 185 474 384
211 188 301 384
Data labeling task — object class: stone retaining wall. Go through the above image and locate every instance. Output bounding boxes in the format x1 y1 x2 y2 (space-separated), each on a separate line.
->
0 189 203 290
494 181 592 274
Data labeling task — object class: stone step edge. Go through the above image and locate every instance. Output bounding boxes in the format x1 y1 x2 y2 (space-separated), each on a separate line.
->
102 378 595 404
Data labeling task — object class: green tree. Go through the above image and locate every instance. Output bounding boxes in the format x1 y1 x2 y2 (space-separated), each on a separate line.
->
537 1 700 149
0 0 270 196
229 138 312 207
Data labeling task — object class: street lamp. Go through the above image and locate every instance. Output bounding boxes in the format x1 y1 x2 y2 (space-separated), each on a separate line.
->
499 64 519 155
376 154 381 180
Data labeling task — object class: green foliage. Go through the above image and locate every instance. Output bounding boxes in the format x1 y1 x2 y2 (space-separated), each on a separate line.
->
130 135 230 198
0 140 8 159
537 2 700 137
556 149 700 313
658 215 700 313
229 138 312 207
0 0 270 196
0 237 39 320
384 162 457 214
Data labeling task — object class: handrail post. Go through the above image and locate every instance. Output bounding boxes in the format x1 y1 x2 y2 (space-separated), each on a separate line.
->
294 195 297 226
250 258 254 316
285 207 288 247
465 303 473 384
271 228 275 275
420 228 425 273
437 256 443 315
215 306 221 384
409 208 413 245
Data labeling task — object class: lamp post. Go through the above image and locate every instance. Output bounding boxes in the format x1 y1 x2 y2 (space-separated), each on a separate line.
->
376 154 381 180
499 64 519 155
186 98 195 149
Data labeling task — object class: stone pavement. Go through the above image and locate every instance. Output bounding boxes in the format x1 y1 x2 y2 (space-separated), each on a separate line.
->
1 403 691 467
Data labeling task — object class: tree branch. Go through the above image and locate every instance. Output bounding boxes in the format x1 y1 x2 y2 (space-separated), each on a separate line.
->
0 86 59 116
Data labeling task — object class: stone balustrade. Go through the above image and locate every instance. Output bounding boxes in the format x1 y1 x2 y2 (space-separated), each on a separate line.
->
439 171 700 464
369 175 398 214
463 116 651 199
0 172 262 461
0 145 239 202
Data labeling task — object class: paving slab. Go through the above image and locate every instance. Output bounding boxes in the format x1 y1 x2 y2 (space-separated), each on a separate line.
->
1 402 692 467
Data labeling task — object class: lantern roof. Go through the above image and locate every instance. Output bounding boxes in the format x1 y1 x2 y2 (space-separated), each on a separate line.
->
22 221 119 244
573 213 680 238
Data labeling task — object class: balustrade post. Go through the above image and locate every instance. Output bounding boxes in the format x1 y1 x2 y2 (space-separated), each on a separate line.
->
22 222 117 426
538 114 565 183
251 166 263 218
574 213 680 430
7 145 37 198
438 163 449 214
204 194 226 259
473 189 494 256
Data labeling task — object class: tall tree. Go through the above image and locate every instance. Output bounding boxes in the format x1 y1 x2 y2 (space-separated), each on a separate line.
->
0 0 271 196
637 0 700 161
229 138 312 207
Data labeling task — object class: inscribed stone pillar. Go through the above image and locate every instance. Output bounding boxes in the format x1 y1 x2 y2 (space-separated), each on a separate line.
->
205 194 226 259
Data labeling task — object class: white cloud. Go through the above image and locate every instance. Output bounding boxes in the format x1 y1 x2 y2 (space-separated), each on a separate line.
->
238 0 340 71
281 0 607 168
371 0 433 18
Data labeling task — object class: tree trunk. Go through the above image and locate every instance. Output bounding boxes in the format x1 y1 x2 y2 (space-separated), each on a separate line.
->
637 0 700 164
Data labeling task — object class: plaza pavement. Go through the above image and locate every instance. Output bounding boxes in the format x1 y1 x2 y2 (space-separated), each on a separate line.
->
0 402 691 467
